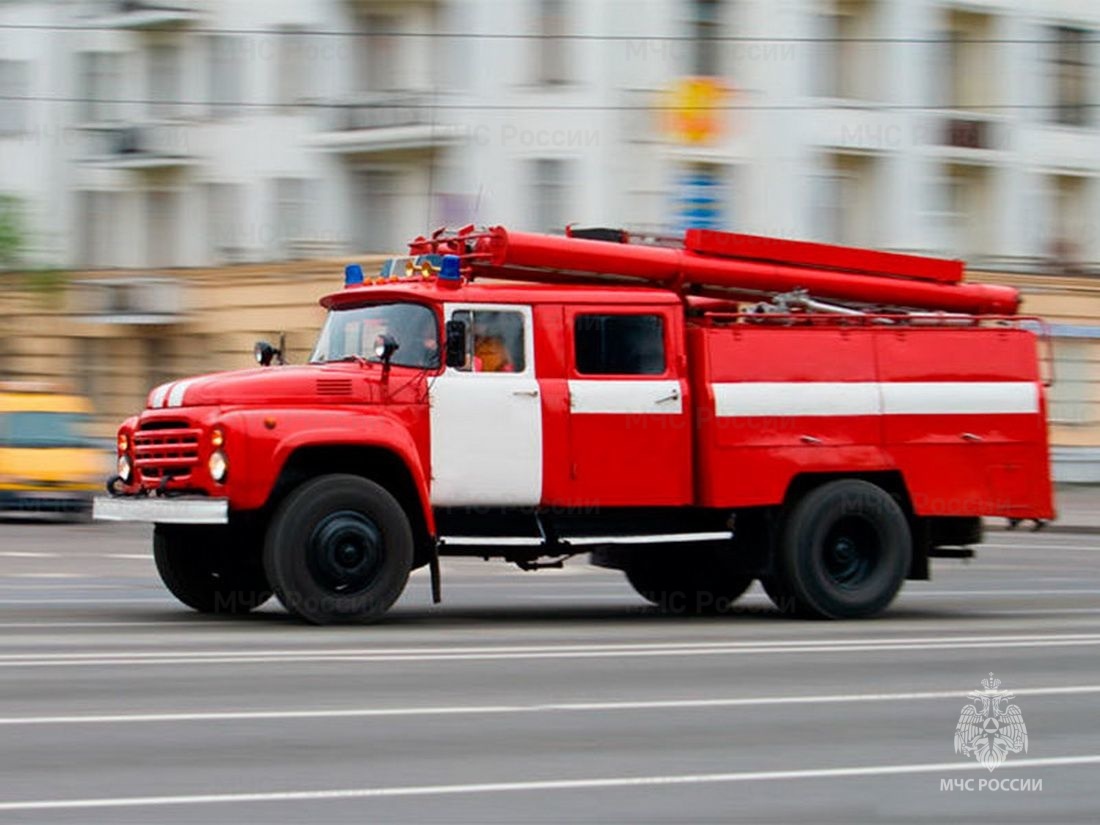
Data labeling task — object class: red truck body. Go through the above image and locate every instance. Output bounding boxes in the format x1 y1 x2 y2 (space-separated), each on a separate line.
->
95 226 1054 624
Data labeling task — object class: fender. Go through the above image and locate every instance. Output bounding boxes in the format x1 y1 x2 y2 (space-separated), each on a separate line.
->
229 408 435 534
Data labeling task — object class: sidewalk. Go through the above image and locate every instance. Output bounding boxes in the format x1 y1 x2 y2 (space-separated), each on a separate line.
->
984 485 1100 535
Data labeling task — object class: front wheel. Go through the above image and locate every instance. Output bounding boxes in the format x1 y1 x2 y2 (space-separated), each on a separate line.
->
263 474 414 624
774 479 911 619
153 525 272 614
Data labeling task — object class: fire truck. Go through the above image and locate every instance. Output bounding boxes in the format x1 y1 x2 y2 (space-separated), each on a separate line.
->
94 226 1054 624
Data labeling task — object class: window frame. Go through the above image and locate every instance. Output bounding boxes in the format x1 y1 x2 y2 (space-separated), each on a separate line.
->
568 309 673 379
444 304 534 377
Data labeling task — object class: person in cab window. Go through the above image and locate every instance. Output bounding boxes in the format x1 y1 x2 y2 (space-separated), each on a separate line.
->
474 333 514 372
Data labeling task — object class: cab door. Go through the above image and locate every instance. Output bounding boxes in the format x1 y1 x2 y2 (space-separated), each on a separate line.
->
428 303 543 507
564 307 693 506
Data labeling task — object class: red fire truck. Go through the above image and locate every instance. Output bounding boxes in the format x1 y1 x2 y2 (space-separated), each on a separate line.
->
94 226 1054 624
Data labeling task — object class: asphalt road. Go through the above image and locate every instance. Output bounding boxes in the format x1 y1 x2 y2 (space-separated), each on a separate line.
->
0 522 1098 824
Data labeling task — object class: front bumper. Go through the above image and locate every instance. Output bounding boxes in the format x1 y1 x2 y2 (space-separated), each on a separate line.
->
93 496 229 525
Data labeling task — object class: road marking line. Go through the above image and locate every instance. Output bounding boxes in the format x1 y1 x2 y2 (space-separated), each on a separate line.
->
0 621 239 629
1 631 1097 659
0 552 59 558
0 754 1096 811
2 632 1100 667
0 597 172 604
2 683 1098 727
982 543 1100 551
903 588 1100 597
101 554 149 560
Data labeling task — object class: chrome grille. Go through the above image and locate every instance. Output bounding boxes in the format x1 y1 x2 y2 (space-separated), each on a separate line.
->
133 422 201 482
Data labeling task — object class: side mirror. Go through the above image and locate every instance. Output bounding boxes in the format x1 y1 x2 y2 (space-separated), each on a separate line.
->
254 340 281 367
445 320 467 369
373 333 400 366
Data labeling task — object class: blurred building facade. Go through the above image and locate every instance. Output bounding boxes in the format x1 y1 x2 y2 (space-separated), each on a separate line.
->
0 0 1098 269
0 0 1099 476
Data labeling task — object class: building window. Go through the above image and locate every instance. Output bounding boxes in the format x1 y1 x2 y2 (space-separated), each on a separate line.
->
146 191 179 267
1049 340 1095 425
1052 27 1090 127
79 52 121 123
207 36 243 118
942 10 995 110
574 314 666 376
811 154 878 247
274 177 318 258
277 27 313 105
814 1 878 100
0 60 29 136
356 14 402 93
145 335 174 395
536 0 570 85
148 44 182 119
529 158 570 232
1049 174 1090 272
690 0 722 77
77 191 118 268
205 182 244 263
353 169 401 253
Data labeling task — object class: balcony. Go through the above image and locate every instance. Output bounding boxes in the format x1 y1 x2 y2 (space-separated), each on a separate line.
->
922 110 1008 163
95 1 201 30
312 93 463 154
83 123 197 170
69 278 185 325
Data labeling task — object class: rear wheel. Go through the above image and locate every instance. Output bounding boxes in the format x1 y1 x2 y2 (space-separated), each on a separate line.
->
623 546 753 614
264 474 413 624
153 525 272 614
774 479 911 619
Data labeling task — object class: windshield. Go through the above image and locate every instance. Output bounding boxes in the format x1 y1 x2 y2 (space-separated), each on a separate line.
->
310 303 440 370
0 412 92 448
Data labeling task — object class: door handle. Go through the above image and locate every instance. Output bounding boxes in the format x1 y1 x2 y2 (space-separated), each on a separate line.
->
513 389 539 398
655 389 681 404
800 435 823 445
961 432 983 442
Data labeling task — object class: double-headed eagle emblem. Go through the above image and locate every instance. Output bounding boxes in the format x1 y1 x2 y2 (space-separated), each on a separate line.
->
954 672 1029 771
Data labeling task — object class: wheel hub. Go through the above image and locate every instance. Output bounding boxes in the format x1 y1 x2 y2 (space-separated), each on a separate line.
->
308 511 384 595
822 518 879 591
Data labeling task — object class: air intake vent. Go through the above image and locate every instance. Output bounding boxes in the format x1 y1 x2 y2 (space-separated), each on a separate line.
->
316 378 353 396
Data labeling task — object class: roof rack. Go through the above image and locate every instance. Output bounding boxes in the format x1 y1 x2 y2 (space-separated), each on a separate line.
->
405 225 1019 315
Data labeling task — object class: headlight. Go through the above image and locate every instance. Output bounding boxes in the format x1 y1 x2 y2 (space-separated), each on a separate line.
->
208 450 228 483
117 454 132 483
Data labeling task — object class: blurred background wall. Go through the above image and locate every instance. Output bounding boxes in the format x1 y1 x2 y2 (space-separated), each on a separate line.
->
0 0 1099 478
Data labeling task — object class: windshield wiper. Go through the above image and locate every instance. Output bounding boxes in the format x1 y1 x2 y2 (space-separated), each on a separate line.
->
326 355 375 367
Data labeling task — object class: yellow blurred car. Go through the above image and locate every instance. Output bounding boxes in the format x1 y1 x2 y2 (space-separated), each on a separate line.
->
0 384 102 518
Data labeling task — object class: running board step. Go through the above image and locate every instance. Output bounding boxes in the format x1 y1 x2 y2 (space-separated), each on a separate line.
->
438 531 733 549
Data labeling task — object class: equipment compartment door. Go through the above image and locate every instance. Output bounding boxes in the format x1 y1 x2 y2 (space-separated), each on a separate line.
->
428 304 543 507
564 307 692 506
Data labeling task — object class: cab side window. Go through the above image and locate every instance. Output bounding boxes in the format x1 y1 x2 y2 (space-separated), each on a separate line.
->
451 309 527 373
574 314 665 375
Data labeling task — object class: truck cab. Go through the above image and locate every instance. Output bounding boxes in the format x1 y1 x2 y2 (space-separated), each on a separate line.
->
95 227 1054 624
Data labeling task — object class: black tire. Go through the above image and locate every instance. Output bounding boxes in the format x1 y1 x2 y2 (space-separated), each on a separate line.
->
624 546 754 614
263 474 413 624
775 479 911 619
153 525 272 614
